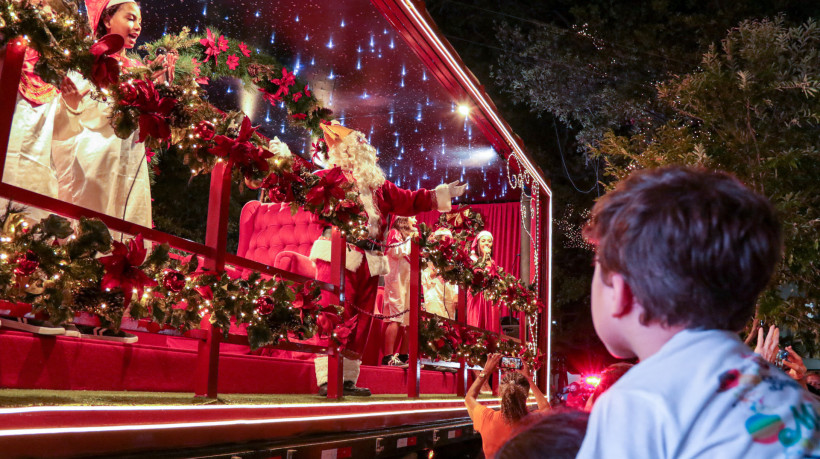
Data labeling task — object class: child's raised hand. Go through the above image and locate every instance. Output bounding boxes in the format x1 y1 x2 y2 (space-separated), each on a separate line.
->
60 76 89 111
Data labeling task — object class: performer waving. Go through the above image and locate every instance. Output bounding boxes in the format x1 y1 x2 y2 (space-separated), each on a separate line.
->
53 0 152 232
309 123 466 396
381 216 417 367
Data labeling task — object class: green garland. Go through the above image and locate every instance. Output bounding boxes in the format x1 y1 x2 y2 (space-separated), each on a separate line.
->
419 209 543 316
418 315 537 369
0 208 343 350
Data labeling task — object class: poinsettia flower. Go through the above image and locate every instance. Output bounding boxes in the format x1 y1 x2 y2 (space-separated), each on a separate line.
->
317 306 341 335
291 91 303 103
239 42 251 57
217 34 229 52
271 67 296 95
200 28 228 63
98 234 157 308
146 150 155 163
291 113 307 120
259 87 282 105
209 116 274 180
304 84 311 97
332 315 358 348
226 54 239 70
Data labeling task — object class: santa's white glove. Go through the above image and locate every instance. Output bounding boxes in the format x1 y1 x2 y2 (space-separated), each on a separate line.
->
448 181 467 198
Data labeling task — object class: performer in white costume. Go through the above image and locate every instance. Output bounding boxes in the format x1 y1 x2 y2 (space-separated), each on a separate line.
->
421 228 458 320
381 216 417 366
52 0 151 234
0 1 60 221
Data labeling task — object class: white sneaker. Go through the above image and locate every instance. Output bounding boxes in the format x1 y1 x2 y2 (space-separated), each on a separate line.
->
0 316 66 335
63 324 82 338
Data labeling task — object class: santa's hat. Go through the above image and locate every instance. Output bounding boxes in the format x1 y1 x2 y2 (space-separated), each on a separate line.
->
86 0 135 36
319 122 355 151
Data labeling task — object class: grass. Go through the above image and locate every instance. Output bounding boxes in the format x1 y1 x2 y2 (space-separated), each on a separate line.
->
0 389 470 407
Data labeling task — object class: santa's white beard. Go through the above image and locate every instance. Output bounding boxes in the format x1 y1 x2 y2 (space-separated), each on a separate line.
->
329 132 387 239
358 188 382 238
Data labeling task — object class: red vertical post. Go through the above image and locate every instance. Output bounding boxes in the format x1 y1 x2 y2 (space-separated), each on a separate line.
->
407 239 421 398
0 39 26 177
194 161 231 398
456 288 468 397
326 227 345 399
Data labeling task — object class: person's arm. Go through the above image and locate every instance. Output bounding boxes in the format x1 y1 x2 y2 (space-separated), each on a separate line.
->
465 354 501 417
753 324 780 362
783 346 809 390
519 360 550 411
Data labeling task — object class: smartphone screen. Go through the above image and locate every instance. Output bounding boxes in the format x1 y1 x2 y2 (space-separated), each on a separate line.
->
501 356 522 370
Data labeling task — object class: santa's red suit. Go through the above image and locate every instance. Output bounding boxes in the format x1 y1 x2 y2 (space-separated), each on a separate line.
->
309 123 462 393
310 175 454 388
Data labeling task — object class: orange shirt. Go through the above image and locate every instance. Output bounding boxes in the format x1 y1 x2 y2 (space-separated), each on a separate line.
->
472 404 517 458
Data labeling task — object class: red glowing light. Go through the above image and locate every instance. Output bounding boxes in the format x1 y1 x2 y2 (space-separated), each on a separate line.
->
585 375 601 387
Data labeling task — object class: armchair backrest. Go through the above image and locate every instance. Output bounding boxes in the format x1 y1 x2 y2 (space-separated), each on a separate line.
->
237 201 324 265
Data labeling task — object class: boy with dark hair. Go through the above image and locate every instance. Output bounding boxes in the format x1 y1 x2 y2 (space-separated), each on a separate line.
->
577 166 820 457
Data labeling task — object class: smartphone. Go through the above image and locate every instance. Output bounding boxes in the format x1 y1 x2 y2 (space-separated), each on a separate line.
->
775 349 790 369
500 356 523 370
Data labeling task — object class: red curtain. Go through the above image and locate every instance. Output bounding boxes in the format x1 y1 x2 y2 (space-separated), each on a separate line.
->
413 202 521 278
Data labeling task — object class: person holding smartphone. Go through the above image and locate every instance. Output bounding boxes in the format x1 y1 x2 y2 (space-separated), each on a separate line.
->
465 354 550 458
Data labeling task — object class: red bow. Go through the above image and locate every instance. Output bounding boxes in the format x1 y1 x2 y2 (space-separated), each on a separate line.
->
98 234 157 308
90 34 125 89
119 79 177 143
305 167 350 214
262 162 304 203
209 116 273 181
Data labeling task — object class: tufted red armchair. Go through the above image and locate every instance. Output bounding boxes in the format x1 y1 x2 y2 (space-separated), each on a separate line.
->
236 201 324 278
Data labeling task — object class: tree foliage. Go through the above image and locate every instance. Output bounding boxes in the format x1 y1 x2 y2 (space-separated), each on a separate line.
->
592 17 820 351
493 0 820 151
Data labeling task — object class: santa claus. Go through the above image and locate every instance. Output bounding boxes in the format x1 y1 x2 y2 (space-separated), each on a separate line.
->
310 123 466 396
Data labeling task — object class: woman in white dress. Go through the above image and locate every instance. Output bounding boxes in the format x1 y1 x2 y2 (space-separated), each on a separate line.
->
0 1 60 222
53 0 151 234
421 227 458 320
381 216 417 366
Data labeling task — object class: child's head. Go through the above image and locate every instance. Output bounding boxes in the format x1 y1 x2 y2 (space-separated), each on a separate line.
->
392 216 416 238
91 0 141 47
584 166 781 343
496 408 590 459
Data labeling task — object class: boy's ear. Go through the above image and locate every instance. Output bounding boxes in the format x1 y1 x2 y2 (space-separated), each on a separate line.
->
609 273 635 318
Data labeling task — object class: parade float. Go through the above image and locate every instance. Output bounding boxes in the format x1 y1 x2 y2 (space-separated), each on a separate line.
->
0 0 552 456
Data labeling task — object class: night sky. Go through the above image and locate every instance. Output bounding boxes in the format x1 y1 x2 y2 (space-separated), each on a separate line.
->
139 0 518 203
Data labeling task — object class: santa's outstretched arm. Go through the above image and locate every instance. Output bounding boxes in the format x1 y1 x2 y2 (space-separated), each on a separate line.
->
379 180 467 216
